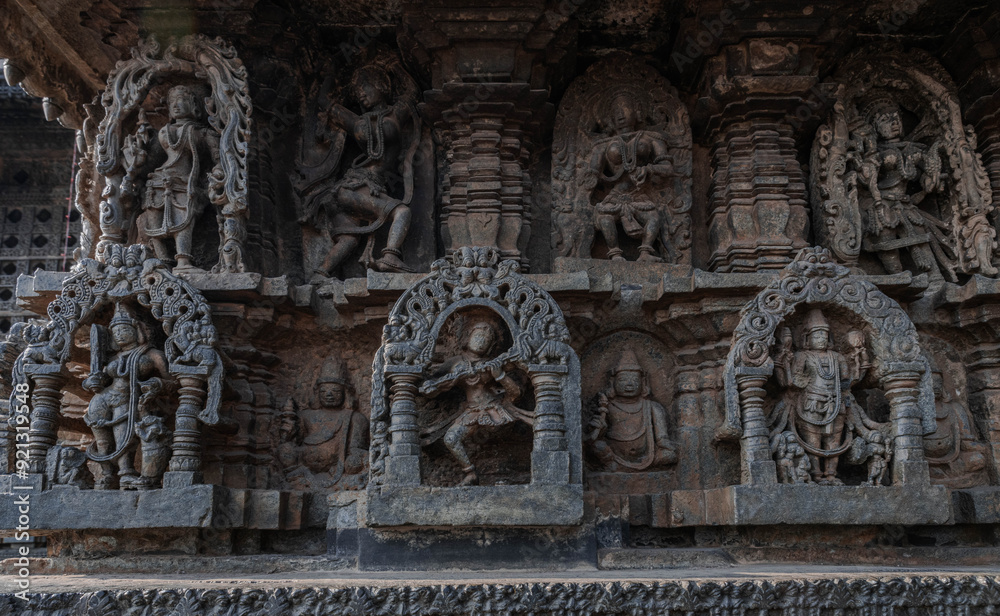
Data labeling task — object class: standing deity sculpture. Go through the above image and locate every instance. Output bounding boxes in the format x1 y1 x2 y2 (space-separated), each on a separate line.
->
811 51 998 282
279 358 369 490
773 310 870 485
298 58 421 280
586 349 677 471
83 303 172 490
138 85 222 271
419 319 533 487
552 54 692 263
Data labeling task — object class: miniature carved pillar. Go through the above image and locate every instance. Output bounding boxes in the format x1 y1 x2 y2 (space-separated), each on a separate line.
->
971 103 1000 217
708 117 809 271
529 366 569 484
385 369 422 485
25 367 65 474
882 365 930 486
426 87 544 268
675 367 702 487
168 373 208 476
736 367 777 484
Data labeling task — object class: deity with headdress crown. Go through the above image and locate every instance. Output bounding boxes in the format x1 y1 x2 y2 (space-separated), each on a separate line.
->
586 349 677 471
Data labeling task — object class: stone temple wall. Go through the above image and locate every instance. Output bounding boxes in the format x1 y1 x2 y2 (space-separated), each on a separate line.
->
0 0 998 611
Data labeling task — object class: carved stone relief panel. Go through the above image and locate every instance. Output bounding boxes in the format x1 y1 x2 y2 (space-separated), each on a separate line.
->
810 47 997 282
552 53 692 264
367 246 582 526
721 247 934 487
10 244 225 486
295 51 428 281
83 36 252 274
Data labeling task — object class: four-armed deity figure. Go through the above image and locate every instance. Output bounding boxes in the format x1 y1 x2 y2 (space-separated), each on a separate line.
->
775 309 868 485
83 304 171 490
301 63 417 280
142 85 221 271
586 349 677 471
419 320 533 486
585 92 677 262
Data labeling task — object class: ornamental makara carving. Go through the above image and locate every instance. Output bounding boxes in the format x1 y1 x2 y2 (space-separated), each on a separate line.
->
10 244 225 486
297 53 422 280
811 48 998 282
87 35 252 273
368 247 582 526
721 247 936 486
552 53 692 263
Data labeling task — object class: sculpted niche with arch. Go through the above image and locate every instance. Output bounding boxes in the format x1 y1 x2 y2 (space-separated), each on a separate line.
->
720 247 935 487
10 244 224 488
79 35 252 274
367 247 582 526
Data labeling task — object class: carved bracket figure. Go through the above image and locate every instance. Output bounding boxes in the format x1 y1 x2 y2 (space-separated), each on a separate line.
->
811 47 997 282
720 246 935 486
297 53 421 280
10 244 225 488
552 53 692 263
368 246 582 527
87 35 252 273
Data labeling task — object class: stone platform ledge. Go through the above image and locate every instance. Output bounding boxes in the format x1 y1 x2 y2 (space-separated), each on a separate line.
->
0 482 306 531
952 486 1000 523
699 484 952 526
365 484 584 527
1 570 998 615
16 270 291 313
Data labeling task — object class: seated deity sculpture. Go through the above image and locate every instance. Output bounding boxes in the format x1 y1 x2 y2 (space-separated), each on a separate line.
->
139 85 222 271
300 61 419 280
419 319 533 487
925 367 989 488
584 92 677 262
278 358 368 490
83 303 172 490
586 349 677 471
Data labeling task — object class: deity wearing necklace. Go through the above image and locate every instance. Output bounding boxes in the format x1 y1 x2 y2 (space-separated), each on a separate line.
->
302 63 418 279
585 92 677 262
142 85 221 271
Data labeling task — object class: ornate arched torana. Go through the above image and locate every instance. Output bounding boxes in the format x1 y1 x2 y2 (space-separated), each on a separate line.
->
13 244 224 479
368 247 583 526
92 35 251 273
720 247 935 485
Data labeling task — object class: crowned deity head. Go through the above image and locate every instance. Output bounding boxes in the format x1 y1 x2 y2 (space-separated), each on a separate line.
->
166 85 201 122
110 303 140 349
804 308 831 351
611 349 645 399
861 93 902 141
602 91 643 136
352 64 392 111
316 357 352 410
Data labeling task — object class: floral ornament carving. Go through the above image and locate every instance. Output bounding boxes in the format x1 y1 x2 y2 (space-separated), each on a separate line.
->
811 47 997 281
369 246 572 485
92 35 251 273
720 246 931 441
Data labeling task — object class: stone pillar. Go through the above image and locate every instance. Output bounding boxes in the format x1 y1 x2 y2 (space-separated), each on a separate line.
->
427 87 544 268
385 369 422 486
25 366 64 474
675 367 702 487
882 365 930 486
970 100 1000 218
529 366 569 484
708 117 809 271
735 368 777 484
166 373 208 486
